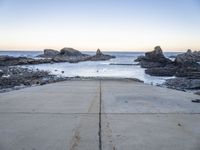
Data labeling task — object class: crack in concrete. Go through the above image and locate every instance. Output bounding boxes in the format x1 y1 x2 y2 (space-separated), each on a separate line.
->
98 80 102 150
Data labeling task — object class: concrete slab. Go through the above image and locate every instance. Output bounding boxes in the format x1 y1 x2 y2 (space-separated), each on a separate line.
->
0 79 200 150
101 80 200 113
0 80 100 150
0 114 99 150
101 114 200 150
101 80 200 150
0 80 100 113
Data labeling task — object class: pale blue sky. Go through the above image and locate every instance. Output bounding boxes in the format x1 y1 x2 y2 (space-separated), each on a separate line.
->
0 0 200 51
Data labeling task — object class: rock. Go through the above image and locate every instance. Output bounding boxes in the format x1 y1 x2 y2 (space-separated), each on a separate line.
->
60 47 85 57
145 65 177 76
140 61 165 68
191 99 200 103
96 48 103 56
175 63 200 78
1 47 116 66
38 49 59 58
175 49 200 65
90 49 116 61
135 46 172 68
145 46 170 63
0 55 52 66
164 77 200 90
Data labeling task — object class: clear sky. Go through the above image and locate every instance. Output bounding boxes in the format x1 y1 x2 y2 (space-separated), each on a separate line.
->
0 0 200 51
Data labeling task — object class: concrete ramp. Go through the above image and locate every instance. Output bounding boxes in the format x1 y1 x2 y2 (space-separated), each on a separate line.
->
0 80 199 150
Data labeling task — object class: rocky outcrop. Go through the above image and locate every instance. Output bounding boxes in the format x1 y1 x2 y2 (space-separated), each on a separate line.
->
90 49 116 61
0 47 116 66
135 46 172 68
175 49 200 65
136 46 200 90
96 49 103 56
0 56 52 66
60 47 86 57
38 49 59 58
145 65 178 76
52 47 90 63
38 47 114 62
165 78 200 90
136 47 200 77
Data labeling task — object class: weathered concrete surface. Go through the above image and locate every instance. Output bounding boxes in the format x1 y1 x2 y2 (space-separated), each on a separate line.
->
0 79 200 150
101 80 200 150
0 80 100 150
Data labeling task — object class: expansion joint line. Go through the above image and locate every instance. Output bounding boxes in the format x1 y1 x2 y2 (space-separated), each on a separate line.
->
98 79 102 150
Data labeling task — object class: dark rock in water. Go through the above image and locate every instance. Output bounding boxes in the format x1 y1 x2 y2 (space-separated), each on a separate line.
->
0 55 52 66
191 99 200 103
175 49 200 65
60 47 86 57
0 47 116 66
145 46 171 63
164 77 200 90
145 65 177 76
135 46 172 68
90 49 116 61
136 47 200 79
37 47 115 63
96 48 103 56
38 49 59 58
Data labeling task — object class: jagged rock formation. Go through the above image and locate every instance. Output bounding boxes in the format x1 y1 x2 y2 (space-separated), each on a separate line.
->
135 46 172 68
90 49 116 61
136 46 200 90
175 49 200 65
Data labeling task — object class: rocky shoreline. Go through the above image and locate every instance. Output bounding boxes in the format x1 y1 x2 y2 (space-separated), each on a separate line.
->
0 66 72 93
135 46 200 92
0 48 116 92
1 46 200 94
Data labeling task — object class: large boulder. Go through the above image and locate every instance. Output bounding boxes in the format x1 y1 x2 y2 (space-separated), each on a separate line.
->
37 49 59 58
135 46 172 68
96 48 103 56
145 46 171 63
44 49 59 57
175 49 200 65
60 47 85 57
90 49 115 61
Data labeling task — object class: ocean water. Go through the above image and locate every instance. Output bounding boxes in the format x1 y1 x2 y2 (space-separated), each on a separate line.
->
0 51 179 85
